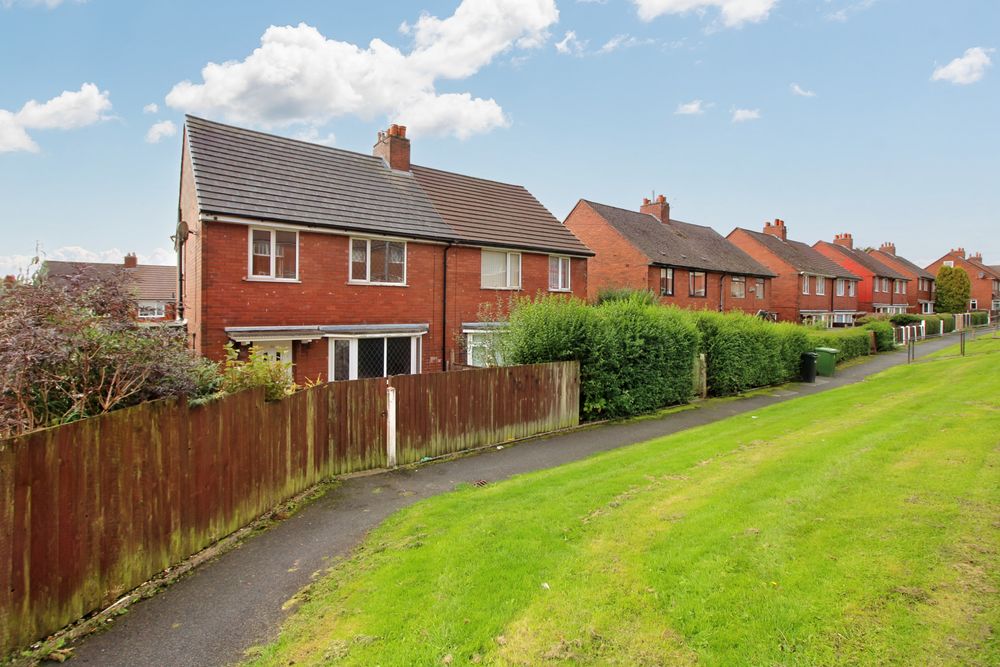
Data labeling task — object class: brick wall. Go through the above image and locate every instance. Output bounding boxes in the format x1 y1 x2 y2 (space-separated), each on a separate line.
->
926 252 997 311
728 229 802 321
563 201 650 300
873 251 933 311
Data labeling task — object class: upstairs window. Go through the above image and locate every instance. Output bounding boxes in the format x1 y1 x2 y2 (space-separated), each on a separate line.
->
882 277 890 292
893 280 901 294
660 268 674 296
943 260 954 268
482 250 521 289
730 275 746 298
548 256 571 292
689 271 706 297
848 280 856 297
901 281 907 294
351 238 406 284
815 277 826 295
801 274 810 295
250 228 298 280
754 278 765 298
836 278 845 297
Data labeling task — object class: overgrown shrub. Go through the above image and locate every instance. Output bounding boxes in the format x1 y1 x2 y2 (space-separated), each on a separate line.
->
217 343 295 401
863 320 895 351
805 328 871 363
594 286 658 307
890 313 922 326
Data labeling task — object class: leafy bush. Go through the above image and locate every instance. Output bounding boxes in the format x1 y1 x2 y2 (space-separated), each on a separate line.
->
0 270 217 437
970 311 989 326
594 286 658 307
890 313 922 325
863 320 895 351
805 328 871 363
218 343 296 401
935 265 971 313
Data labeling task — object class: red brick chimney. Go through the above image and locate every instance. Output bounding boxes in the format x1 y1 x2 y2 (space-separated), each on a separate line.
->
640 194 670 223
951 247 966 259
833 232 854 250
970 251 983 262
763 218 787 241
123 253 138 269
2 275 15 288
374 124 410 171
879 242 896 256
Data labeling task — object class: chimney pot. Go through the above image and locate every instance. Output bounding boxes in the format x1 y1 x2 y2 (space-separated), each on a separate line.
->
763 218 788 241
123 253 138 269
639 192 670 224
374 124 411 171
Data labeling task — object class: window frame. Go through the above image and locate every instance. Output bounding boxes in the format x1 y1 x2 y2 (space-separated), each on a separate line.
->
802 274 810 295
882 277 890 292
349 237 408 286
689 270 707 298
328 335 422 381
815 276 826 296
481 250 522 290
970 299 978 311
836 278 845 297
137 300 166 319
248 227 299 281
754 277 765 299
548 255 572 292
848 280 856 297
660 267 674 296
730 275 746 299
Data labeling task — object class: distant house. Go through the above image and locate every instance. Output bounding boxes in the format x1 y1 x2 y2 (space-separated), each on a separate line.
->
43 254 177 322
813 234 910 315
564 196 775 314
176 117 591 383
867 242 935 314
926 248 1000 314
727 220 861 325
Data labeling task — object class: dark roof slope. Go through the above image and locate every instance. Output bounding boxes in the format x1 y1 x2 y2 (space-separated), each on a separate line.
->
868 250 934 280
185 116 454 242
44 261 177 300
817 242 908 280
585 201 775 276
967 257 1000 279
734 229 861 280
412 166 591 256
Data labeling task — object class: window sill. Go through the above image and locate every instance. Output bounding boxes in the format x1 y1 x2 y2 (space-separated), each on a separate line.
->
347 281 408 287
548 288 572 293
481 286 522 291
688 294 707 299
245 277 301 283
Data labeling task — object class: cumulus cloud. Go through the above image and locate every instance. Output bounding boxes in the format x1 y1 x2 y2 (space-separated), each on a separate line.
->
0 83 112 153
145 120 177 144
825 0 876 22
632 0 777 28
1 0 81 7
555 30 586 55
931 47 994 85
675 99 707 115
143 102 159 114
599 33 653 53
164 0 558 139
0 246 174 279
732 108 760 122
790 83 816 97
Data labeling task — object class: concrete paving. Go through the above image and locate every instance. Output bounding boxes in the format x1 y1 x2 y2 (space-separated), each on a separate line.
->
64 335 963 666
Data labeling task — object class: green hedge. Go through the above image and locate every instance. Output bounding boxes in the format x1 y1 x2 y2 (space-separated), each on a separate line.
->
804 328 872 363
863 320 895 351
971 311 989 326
889 313 922 325
920 314 953 335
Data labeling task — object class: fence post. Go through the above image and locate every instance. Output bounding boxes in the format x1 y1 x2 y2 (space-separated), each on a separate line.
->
386 382 397 468
960 331 966 356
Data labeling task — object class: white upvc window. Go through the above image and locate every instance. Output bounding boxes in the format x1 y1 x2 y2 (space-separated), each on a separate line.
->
137 300 166 319
548 255 571 292
970 299 978 311
802 274 810 295
835 279 845 297
465 331 504 368
815 277 826 295
482 250 521 289
849 280 856 297
893 280 901 294
901 281 907 294
943 260 954 267
660 268 674 296
328 335 421 381
350 238 406 285
882 277 890 292
754 278 765 298
249 228 298 280
730 275 746 298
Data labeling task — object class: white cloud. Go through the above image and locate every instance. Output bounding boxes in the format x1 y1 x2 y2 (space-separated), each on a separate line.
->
732 108 760 122
555 30 586 56
143 102 159 114
790 83 816 97
0 83 112 153
0 246 174 278
825 0 876 22
293 127 337 146
675 99 707 115
599 33 653 53
1 0 81 8
931 47 994 85
145 120 177 144
632 0 777 28
165 0 558 139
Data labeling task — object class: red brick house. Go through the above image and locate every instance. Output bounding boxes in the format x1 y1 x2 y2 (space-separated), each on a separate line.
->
926 248 1000 314
43 254 178 322
564 196 775 314
727 220 861 325
175 117 591 383
867 242 935 314
813 234 910 315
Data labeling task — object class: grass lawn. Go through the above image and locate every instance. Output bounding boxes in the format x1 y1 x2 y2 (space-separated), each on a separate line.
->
247 342 1000 666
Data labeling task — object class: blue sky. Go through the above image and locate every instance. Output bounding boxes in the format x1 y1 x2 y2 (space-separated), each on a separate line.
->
1 0 997 275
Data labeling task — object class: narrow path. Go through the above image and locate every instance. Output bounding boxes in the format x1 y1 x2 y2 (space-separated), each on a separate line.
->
64 335 965 667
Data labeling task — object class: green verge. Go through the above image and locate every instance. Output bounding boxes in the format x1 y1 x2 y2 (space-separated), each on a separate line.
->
246 343 1000 667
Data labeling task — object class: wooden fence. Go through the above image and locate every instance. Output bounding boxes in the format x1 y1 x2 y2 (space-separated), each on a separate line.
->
0 362 579 655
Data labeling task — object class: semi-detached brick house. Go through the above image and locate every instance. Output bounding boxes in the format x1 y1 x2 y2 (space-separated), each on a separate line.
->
176 116 591 384
564 196 776 314
925 248 1000 314
43 254 178 322
866 243 936 315
813 234 911 315
727 220 862 325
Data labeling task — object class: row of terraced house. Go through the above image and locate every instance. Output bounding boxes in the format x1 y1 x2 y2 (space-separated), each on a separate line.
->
49 117 998 384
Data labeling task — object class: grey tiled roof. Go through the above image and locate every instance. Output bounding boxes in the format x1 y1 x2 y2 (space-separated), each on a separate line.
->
735 229 861 280
185 116 455 242
868 250 934 280
816 242 908 280
43 261 177 300
585 201 775 276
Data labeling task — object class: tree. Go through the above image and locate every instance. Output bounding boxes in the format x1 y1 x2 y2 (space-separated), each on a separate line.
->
934 265 971 313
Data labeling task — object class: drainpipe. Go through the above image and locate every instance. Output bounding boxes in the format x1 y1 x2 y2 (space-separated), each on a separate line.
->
442 242 454 370
718 274 725 312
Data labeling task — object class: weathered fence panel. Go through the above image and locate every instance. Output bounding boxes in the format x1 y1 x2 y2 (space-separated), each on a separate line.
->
0 362 578 655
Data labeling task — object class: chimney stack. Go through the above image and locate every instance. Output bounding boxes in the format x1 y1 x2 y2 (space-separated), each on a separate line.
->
374 124 410 171
970 251 983 262
833 232 854 250
879 241 896 256
763 218 788 241
123 253 138 269
640 193 670 224
951 247 966 259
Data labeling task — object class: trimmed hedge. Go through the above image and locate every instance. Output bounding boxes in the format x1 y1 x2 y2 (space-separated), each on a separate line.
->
804 328 872 363
971 311 989 326
863 320 895 351
920 314 953 335
889 313 922 325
